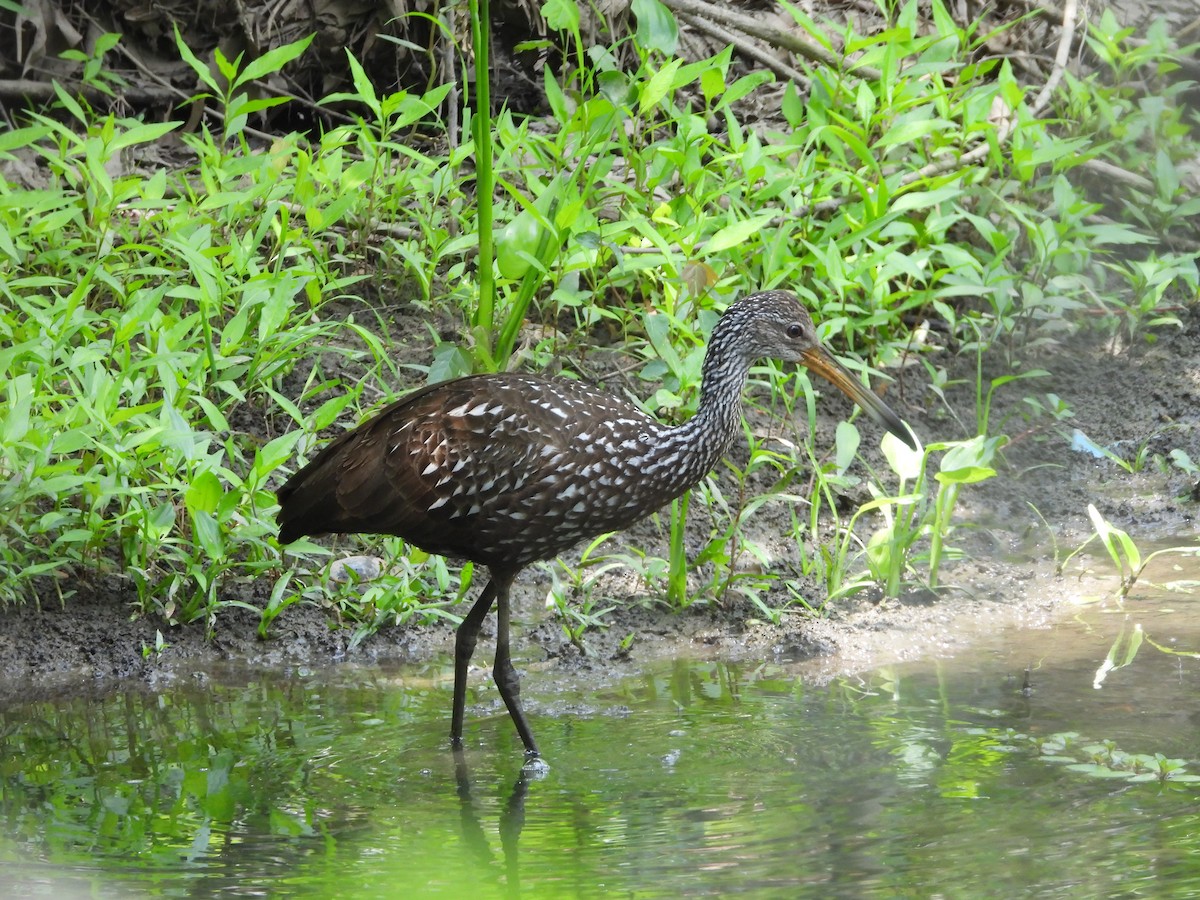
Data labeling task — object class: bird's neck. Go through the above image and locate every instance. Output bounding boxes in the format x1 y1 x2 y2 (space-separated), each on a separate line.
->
655 330 754 491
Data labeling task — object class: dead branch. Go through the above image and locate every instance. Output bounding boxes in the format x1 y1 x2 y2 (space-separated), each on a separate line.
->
677 12 810 91
661 0 883 83
0 79 179 106
1030 0 1078 116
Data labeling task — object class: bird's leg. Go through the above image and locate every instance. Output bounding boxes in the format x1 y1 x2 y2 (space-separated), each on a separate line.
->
493 577 541 760
451 578 497 750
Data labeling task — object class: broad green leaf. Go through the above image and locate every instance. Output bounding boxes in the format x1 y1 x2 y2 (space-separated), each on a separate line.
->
186 469 223 516
704 213 775 254
699 49 730 104
256 430 306 474
721 70 774 109
191 509 225 560
0 123 53 154
639 58 682 113
428 344 472 384
632 0 679 56
310 393 356 432
643 312 682 376
2 373 32 442
541 0 580 34
855 82 875 123
834 421 861 474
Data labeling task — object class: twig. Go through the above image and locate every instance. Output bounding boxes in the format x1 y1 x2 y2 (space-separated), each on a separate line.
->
661 0 883 83
1030 0 1077 116
678 12 810 92
1013 0 1200 81
1080 158 1154 192
0 79 179 106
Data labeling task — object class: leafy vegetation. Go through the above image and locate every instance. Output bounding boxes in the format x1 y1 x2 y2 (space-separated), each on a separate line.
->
0 0 1197 640
1006 729 1200 784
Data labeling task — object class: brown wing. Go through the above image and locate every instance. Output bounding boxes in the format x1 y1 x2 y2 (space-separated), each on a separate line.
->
276 373 659 565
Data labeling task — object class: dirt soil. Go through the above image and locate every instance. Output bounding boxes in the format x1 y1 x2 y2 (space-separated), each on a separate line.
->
1 307 1197 707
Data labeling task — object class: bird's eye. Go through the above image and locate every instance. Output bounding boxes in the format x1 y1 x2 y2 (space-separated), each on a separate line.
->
786 323 805 339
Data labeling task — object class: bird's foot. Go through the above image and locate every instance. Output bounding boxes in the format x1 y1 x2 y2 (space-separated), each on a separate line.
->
521 751 550 778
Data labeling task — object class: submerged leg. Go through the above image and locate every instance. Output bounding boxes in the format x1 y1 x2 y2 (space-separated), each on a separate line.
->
451 578 497 749
493 575 540 759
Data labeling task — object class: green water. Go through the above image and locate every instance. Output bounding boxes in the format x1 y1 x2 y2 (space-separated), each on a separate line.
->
1 600 1198 898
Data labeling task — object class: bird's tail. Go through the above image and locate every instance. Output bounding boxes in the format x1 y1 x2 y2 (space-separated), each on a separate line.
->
275 429 360 545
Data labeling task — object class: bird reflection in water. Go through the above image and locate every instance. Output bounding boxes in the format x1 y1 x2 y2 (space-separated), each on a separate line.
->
454 750 535 898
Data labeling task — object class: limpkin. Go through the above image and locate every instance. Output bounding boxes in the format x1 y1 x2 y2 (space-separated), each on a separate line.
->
277 290 915 760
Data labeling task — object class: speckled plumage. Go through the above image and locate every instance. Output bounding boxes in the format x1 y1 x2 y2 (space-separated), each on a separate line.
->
277 290 915 761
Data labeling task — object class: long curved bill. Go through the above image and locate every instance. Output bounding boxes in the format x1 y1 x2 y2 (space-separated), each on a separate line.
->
801 346 918 450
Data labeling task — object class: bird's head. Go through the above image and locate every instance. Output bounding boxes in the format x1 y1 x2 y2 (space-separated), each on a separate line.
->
724 290 918 450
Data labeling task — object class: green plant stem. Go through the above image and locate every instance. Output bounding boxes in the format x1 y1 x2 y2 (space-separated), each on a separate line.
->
928 483 956 590
469 0 495 369
668 493 690 606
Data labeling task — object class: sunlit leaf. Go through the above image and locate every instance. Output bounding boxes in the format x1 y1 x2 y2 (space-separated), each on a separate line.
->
704 214 776 254
632 0 679 55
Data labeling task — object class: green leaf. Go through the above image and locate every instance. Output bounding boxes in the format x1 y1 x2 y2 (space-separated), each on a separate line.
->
428 344 472 384
109 120 181 151
890 185 964 214
543 67 568 123
186 470 223 516
342 51 379 112
699 48 730 104
643 312 683 377
1087 504 1141 574
855 82 875 123
174 25 222 94
51 82 87 126
256 430 306 474
936 435 998 484
0 123 53 155
639 58 683 113
311 393 356 432
632 0 679 56
721 70 774 109
235 34 315 88
704 213 775 254
834 421 861 473
191 510 225 560
2 373 32 442
874 116 954 150
541 0 580 34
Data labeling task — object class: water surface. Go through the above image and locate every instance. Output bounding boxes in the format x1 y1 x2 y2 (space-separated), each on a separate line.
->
1 592 1198 898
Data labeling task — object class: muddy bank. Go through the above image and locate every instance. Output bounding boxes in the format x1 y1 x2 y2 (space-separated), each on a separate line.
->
1 310 1196 705
0 555 1077 707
